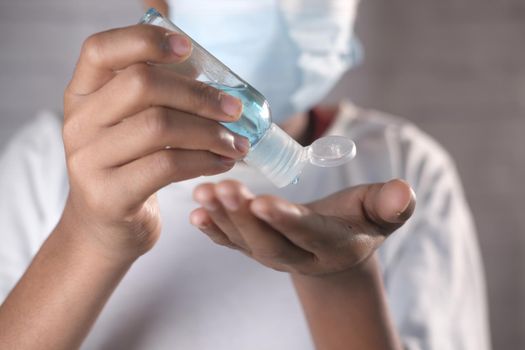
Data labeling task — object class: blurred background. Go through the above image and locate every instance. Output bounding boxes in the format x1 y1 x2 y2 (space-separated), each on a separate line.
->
0 1 523 348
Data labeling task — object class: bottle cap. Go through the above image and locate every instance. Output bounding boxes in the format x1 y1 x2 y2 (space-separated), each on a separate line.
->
244 124 357 188
307 135 357 167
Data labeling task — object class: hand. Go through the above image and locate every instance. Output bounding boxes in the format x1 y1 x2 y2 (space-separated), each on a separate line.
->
61 25 249 262
190 179 415 276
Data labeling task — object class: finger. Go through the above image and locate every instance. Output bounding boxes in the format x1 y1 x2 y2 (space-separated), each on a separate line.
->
112 149 235 206
369 179 416 225
74 64 243 128
192 183 251 251
249 195 352 255
143 0 169 16
68 24 192 95
214 180 312 265
309 179 416 232
189 208 240 249
88 107 249 167
250 196 389 268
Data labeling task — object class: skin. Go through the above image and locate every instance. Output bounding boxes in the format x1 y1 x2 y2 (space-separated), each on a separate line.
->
0 1 415 349
191 180 414 350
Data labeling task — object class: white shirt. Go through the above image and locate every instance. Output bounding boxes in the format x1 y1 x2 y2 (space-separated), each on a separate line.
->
0 102 491 349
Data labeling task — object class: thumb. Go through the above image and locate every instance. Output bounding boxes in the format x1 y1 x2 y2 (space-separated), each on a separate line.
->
308 179 416 233
365 179 416 226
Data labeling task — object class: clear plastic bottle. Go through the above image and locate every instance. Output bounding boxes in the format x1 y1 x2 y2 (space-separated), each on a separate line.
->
140 8 356 187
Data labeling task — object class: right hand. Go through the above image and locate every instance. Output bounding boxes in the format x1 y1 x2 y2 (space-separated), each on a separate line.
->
60 25 249 262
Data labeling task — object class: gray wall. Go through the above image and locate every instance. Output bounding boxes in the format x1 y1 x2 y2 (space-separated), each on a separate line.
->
0 0 141 144
335 1 525 349
1 1 524 349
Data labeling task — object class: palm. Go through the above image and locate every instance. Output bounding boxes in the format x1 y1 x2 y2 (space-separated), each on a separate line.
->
190 179 415 276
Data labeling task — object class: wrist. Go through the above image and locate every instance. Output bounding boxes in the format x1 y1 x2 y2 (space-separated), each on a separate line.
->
290 254 402 350
56 205 142 267
291 254 380 288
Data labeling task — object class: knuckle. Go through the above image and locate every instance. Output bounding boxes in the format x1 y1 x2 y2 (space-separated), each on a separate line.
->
154 150 178 175
214 127 235 151
67 149 87 175
81 33 105 66
62 118 80 144
128 64 154 96
210 122 226 137
193 126 224 155
134 31 154 56
192 81 220 114
136 25 168 57
143 107 170 139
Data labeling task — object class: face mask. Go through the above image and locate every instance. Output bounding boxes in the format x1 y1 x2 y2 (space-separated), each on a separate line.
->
167 0 361 123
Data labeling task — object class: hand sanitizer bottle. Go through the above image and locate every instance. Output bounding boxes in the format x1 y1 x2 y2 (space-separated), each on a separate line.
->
140 8 356 187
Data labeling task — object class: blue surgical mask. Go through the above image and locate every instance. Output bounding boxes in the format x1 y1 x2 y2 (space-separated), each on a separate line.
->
168 0 361 123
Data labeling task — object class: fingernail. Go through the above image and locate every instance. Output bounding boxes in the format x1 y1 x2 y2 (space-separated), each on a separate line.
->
219 93 243 118
168 34 191 57
233 136 250 154
396 188 416 221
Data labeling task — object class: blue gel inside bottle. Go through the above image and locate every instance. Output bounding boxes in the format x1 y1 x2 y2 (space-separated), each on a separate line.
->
208 83 271 147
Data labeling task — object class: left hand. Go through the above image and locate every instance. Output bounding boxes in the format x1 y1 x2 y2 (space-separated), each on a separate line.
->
190 179 415 276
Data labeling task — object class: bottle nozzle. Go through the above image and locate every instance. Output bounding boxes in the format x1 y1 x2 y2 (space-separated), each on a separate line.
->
243 124 356 188
307 136 357 167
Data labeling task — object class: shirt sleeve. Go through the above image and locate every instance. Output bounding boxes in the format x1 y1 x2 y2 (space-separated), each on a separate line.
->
378 123 491 350
0 111 68 302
